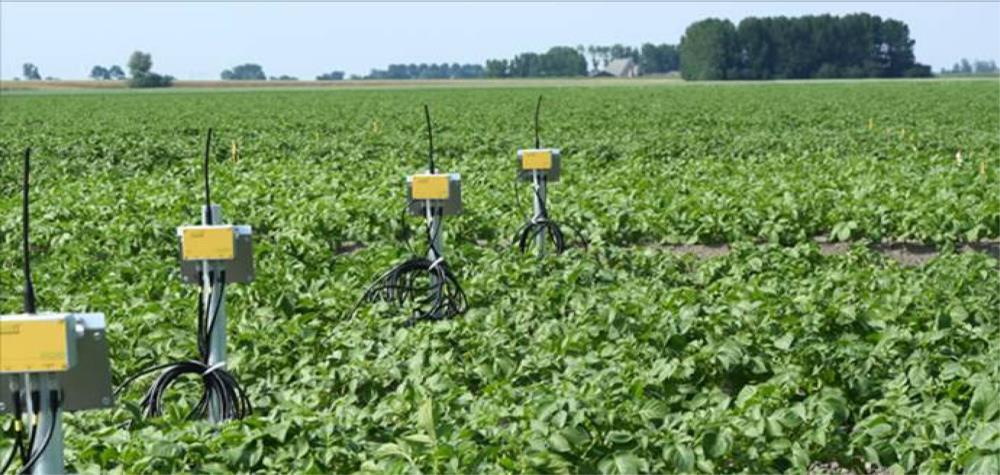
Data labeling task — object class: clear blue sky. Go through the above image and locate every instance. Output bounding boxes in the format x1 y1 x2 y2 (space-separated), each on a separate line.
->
2 1 998 79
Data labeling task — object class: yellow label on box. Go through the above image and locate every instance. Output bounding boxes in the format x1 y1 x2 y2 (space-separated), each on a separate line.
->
0 319 70 373
412 174 450 200
182 226 235 261
522 150 552 170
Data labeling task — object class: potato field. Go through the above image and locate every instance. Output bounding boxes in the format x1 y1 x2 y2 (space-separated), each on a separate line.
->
0 79 998 473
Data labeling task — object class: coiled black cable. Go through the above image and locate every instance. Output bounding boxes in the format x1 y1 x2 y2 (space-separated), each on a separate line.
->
515 173 568 254
354 206 467 324
116 270 251 421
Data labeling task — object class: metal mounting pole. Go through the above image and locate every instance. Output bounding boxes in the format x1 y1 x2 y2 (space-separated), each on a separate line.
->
426 201 445 317
202 204 226 423
532 171 547 256
32 373 63 475
428 213 444 260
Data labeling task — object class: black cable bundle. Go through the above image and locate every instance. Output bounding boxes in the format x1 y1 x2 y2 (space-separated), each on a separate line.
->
115 270 251 420
514 174 567 254
15 391 59 475
354 208 468 323
115 129 250 422
1 393 29 474
2 390 61 475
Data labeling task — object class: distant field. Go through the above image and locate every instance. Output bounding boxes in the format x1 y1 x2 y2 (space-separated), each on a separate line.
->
0 80 997 473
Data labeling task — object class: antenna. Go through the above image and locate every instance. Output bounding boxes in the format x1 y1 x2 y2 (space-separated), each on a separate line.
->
424 105 435 174
22 147 36 314
534 95 543 149
203 128 213 222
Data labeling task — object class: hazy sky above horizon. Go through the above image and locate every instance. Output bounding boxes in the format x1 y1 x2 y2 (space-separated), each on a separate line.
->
2 2 998 80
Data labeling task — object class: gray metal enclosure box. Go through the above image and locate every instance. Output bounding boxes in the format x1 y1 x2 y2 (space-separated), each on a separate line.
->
517 148 561 182
178 225 255 284
0 313 114 413
406 173 463 216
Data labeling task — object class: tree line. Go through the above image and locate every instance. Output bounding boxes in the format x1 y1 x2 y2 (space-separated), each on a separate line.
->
216 63 344 80
361 63 485 80
679 14 932 80
15 14 970 84
22 52 173 87
480 44 678 78
90 65 126 80
940 58 999 75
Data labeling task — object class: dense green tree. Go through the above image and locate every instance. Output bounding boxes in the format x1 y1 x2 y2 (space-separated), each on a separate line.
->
683 14 931 80
128 73 173 88
961 58 973 73
221 63 266 80
680 18 739 80
639 43 679 74
485 59 509 78
539 46 588 77
316 71 344 80
127 51 152 76
90 65 110 80
609 44 640 62
509 53 541 77
126 51 172 88
108 65 125 80
737 17 774 79
22 63 41 80
974 60 998 73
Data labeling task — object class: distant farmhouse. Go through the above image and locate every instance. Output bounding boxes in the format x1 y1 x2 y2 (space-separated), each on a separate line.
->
593 58 639 78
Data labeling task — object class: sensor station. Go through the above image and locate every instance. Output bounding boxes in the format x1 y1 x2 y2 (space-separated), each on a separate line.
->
355 106 467 323
0 149 114 475
120 129 253 423
514 96 572 255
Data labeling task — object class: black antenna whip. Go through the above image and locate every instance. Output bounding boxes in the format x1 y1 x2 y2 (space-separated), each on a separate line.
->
424 105 435 174
203 128 213 222
22 148 36 314
534 95 543 149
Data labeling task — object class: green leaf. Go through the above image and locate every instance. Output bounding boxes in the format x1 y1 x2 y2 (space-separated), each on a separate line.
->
418 399 437 443
548 433 571 453
607 431 633 444
864 446 881 466
791 443 809 469
375 443 410 460
966 453 1000 475
971 423 1000 451
561 426 591 449
670 445 695 473
970 382 1000 420
774 332 794 351
703 428 732 458
612 453 643 474
403 434 435 446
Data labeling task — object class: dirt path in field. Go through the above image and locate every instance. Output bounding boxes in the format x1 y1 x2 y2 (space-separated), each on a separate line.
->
659 237 999 266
